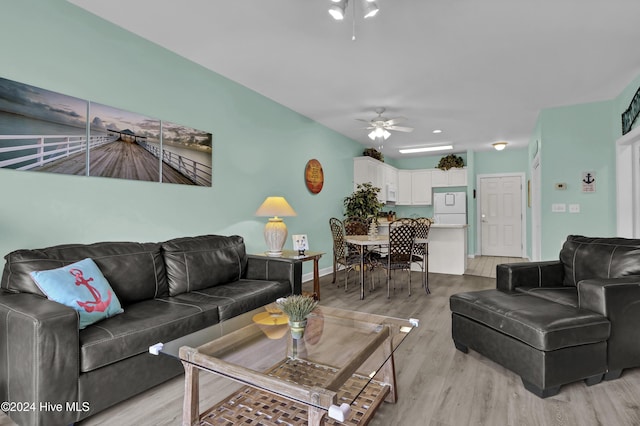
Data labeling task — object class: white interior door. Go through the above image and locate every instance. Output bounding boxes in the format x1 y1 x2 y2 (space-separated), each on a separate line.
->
531 156 541 261
480 176 523 257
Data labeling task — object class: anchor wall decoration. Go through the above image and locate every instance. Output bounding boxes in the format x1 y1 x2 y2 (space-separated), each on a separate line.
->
582 171 596 193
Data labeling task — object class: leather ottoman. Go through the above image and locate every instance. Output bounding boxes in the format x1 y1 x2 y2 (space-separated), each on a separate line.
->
450 289 610 397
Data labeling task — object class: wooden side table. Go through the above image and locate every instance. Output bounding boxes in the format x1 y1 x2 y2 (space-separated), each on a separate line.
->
255 250 324 300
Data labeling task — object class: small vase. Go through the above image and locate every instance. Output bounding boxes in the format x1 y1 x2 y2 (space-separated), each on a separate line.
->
289 319 307 339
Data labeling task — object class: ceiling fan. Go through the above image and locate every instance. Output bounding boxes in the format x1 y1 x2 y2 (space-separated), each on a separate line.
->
357 107 414 141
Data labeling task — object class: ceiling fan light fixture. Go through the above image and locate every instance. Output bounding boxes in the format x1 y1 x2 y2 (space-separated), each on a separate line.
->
362 1 379 18
492 141 508 151
399 145 454 154
328 1 348 20
368 128 390 140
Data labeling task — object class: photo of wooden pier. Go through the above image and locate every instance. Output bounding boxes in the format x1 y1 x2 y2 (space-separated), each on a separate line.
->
0 76 212 186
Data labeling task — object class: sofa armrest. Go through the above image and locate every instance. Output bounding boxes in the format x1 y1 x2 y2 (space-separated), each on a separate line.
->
578 276 640 373
0 292 80 426
496 261 564 291
245 255 302 295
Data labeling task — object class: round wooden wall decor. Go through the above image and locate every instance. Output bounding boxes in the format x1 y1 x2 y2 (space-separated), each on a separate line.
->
304 159 324 194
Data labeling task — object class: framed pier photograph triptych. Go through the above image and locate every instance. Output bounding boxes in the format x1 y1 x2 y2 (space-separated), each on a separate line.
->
0 76 212 186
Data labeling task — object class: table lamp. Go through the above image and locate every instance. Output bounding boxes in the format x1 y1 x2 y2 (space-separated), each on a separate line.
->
255 196 297 257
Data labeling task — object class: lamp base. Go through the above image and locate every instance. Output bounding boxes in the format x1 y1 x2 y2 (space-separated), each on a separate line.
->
264 217 287 257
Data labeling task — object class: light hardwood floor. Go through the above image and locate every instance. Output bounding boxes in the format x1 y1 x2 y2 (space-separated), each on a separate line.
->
465 255 528 279
76 270 640 426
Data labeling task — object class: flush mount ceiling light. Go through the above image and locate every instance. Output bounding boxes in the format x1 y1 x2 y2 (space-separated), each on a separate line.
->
492 141 508 151
399 145 454 154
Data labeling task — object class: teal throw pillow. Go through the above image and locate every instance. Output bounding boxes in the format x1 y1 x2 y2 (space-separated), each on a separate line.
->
30 258 124 329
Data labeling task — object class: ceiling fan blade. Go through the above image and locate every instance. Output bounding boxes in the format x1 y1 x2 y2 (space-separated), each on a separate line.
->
355 118 372 123
384 117 407 126
387 126 414 132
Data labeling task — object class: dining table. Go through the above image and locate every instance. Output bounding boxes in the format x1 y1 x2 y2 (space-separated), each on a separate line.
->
345 234 428 300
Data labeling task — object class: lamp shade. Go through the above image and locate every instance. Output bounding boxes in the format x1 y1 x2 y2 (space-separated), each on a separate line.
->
255 197 297 218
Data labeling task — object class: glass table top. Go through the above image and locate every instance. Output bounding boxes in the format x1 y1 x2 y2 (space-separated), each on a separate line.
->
158 304 416 411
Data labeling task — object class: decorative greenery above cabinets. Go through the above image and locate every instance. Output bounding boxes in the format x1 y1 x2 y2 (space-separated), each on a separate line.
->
437 154 464 170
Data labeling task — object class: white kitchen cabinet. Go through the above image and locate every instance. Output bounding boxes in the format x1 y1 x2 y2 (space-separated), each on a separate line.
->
431 167 467 187
382 163 398 189
353 157 400 203
411 170 433 205
397 170 412 205
353 156 383 196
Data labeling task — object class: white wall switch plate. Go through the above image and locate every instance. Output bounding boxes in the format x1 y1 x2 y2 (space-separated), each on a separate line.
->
552 203 566 212
569 204 580 213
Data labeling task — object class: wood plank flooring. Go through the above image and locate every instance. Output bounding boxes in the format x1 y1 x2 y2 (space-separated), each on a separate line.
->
74 270 640 426
465 255 528 279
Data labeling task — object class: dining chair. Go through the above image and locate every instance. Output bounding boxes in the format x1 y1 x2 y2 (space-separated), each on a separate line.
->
378 218 416 298
412 217 432 294
329 217 375 292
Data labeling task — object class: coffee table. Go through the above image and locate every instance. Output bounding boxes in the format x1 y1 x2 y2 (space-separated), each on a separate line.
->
156 305 416 425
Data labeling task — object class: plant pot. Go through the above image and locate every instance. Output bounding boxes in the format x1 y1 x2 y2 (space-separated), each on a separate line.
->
289 319 307 339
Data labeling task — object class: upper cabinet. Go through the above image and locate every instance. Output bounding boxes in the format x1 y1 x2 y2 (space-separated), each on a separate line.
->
353 156 387 203
397 170 412 205
354 158 466 205
411 170 433 205
431 168 467 187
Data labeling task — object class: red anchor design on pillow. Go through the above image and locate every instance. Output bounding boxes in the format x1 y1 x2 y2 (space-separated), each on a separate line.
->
70 268 112 313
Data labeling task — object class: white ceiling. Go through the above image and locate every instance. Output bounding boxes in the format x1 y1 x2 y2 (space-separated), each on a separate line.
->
68 0 640 158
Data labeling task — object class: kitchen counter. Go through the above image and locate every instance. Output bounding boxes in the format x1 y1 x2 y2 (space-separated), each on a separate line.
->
377 219 468 275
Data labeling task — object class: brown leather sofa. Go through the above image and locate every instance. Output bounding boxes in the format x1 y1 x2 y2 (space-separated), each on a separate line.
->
0 234 301 426
450 235 640 398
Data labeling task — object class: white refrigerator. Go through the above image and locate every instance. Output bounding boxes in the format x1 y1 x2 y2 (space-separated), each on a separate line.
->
433 192 467 224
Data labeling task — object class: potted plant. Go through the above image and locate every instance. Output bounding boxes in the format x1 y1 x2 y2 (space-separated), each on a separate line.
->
343 182 384 221
437 154 464 170
362 148 384 162
275 295 318 339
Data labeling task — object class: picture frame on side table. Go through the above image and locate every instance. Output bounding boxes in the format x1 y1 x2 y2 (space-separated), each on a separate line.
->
292 234 309 256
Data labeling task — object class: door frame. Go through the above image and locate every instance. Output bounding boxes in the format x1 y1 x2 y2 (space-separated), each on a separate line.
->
616 125 640 237
531 154 541 261
476 172 527 258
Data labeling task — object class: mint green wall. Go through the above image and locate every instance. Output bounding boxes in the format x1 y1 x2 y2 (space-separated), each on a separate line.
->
536 100 616 259
0 0 363 276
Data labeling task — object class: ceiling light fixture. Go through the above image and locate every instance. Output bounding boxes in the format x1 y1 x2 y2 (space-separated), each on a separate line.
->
492 141 508 151
368 128 391 140
328 0 348 20
399 145 454 154
328 0 380 36
363 1 379 18
432 129 442 134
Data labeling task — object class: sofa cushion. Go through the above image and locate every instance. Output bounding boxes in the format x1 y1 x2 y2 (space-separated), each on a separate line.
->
162 235 248 296
560 235 640 287
173 278 291 322
515 286 578 308
1 241 167 305
79 298 219 373
450 290 610 351
30 258 124 329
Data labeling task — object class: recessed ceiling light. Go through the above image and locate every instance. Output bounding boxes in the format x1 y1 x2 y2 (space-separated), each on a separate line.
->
399 145 453 154
432 129 442 134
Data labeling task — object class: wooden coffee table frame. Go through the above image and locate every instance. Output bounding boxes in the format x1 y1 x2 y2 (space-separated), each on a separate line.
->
177 316 403 425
